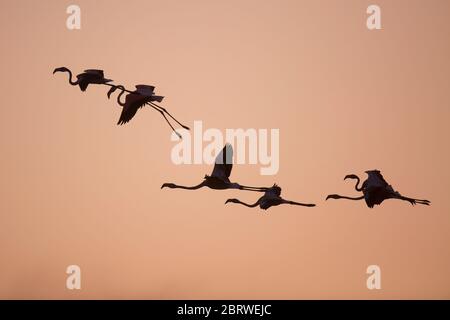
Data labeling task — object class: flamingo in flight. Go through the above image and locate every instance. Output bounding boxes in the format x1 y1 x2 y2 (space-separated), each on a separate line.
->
53 67 112 91
53 67 189 137
225 184 316 210
107 85 189 139
161 144 268 191
326 170 430 208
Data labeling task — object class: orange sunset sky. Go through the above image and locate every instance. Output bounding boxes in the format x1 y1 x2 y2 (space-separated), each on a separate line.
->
0 0 449 299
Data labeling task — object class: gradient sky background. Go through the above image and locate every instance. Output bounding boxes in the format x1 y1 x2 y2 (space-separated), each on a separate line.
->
0 0 449 299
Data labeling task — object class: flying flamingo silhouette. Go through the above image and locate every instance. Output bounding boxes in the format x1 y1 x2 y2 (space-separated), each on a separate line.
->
225 184 316 210
53 67 189 137
161 144 268 191
326 170 430 208
53 67 112 91
107 85 189 139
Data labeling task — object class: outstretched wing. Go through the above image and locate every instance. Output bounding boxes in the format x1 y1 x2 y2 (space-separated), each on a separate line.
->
211 144 233 180
265 184 282 197
135 85 155 93
364 170 391 190
117 94 146 125
84 69 105 76
78 70 112 89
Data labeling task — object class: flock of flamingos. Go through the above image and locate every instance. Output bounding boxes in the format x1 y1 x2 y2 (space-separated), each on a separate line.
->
53 67 431 211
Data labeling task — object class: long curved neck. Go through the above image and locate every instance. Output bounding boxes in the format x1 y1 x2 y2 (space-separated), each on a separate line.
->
232 199 260 208
65 69 78 86
116 86 126 106
171 181 206 190
333 194 364 201
353 176 363 192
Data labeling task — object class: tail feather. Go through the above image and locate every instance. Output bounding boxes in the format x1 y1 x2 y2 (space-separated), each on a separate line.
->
151 96 164 103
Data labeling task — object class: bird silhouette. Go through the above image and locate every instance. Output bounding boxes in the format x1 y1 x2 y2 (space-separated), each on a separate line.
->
225 184 316 210
107 85 188 138
326 170 430 208
161 144 268 192
53 67 112 91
